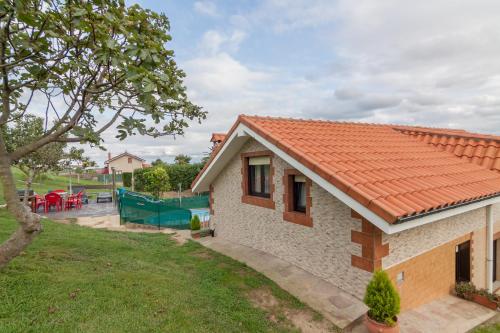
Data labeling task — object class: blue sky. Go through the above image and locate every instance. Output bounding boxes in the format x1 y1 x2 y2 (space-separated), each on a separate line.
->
93 0 500 165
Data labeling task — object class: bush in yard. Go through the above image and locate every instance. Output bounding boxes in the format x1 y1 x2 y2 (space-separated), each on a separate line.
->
165 163 204 190
190 215 201 231
133 168 149 191
455 281 476 300
143 167 171 199
122 172 132 187
364 270 400 326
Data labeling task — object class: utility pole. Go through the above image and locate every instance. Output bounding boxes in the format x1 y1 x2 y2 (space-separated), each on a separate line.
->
112 167 116 205
131 170 135 192
178 182 182 207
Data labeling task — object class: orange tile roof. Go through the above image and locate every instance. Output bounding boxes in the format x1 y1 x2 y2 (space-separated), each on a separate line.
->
395 128 500 173
194 115 500 224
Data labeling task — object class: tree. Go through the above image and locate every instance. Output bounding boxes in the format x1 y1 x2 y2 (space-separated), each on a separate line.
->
0 1 205 268
174 154 191 165
3 115 67 204
165 162 203 190
151 158 166 168
364 270 400 326
63 147 96 184
143 167 170 199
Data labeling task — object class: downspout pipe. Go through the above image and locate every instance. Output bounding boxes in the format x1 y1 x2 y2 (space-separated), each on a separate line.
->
486 205 494 293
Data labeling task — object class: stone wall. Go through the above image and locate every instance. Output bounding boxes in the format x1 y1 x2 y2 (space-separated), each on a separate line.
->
211 139 372 299
382 208 486 268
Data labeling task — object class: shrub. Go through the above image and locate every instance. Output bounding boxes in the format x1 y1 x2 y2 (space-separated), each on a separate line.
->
122 172 132 187
455 281 476 300
143 167 171 199
165 163 204 190
132 168 149 191
190 215 201 231
364 270 400 326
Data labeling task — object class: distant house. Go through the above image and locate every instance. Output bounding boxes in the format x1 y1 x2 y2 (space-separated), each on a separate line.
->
210 133 226 150
105 152 146 174
193 115 500 310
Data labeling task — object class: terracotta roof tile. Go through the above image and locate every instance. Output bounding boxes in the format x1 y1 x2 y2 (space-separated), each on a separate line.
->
193 115 500 224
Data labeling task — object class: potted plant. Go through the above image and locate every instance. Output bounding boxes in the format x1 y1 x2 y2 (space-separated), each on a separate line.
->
364 270 401 333
190 214 201 239
454 281 475 300
455 282 498 310
472 288 498 310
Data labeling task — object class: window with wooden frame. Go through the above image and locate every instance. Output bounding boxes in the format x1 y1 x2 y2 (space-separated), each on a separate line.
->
128 157 132 164
283 169 312 227
241 151 275 209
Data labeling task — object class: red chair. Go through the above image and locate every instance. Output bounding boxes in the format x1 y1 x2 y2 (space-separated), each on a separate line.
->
32 195 46 213
76 191 83 209
65 191 83 210
45 192 63 212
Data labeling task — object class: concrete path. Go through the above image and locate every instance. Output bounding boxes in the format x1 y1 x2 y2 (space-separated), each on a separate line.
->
197 237 367 330
349 295 496 333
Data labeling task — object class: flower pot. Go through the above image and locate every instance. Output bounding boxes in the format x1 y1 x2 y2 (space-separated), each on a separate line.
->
471 294 497 310
191 231 201 239
364 314 399 333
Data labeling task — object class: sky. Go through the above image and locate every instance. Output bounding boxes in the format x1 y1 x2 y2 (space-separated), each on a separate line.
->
89 0 500 165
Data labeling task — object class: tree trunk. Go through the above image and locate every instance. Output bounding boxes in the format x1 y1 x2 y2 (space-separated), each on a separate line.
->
0 135 42 269
22 170 33 206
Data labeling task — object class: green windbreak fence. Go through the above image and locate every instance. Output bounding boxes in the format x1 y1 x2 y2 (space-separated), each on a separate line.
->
118 190 209 229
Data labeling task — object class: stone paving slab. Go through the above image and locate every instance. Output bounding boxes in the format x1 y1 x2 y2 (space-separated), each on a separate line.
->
41 202 118 219
349 295 496 333
197 237 367 329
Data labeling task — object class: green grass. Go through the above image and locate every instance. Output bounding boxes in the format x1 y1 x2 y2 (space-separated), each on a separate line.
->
474 323 500 333
0 168 108 204
0 210 327 333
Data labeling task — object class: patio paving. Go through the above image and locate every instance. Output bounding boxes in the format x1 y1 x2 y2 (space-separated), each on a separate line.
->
40 201 117 219
348 294 496 333
197 237 368 330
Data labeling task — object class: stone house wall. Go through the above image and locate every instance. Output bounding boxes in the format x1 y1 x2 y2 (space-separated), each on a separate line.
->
210 139 372 298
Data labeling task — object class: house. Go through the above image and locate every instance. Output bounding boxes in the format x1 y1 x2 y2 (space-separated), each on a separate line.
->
192 115 500 310
210 133 226 150
105 152 146 174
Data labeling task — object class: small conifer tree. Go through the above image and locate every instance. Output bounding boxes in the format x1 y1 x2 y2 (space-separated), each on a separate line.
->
364 270 401 326
190 215 201 231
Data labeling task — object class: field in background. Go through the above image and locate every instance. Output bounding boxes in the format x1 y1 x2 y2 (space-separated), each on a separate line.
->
0 168 109 205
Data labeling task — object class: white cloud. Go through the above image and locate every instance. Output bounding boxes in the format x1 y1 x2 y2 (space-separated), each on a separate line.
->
198 29 247 55
193 1 218 17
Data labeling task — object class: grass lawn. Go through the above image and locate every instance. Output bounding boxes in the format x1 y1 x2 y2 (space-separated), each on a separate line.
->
0 168 110 205
0 210 336 332
474 325 500 333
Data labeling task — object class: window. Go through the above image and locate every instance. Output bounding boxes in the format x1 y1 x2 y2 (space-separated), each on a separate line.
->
283 169 312 227
241 151 275 209
248 156 271 198
293 175 306 212
128 157 132 164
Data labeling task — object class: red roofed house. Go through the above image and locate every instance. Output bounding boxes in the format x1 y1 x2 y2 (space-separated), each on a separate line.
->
105 152 147 174
192 115 500 310
210 133 226 150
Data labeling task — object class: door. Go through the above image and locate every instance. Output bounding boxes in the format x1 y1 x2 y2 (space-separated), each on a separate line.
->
455 241 470 283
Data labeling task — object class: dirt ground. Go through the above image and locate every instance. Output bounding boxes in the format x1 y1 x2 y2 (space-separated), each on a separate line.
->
247 287 340 333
